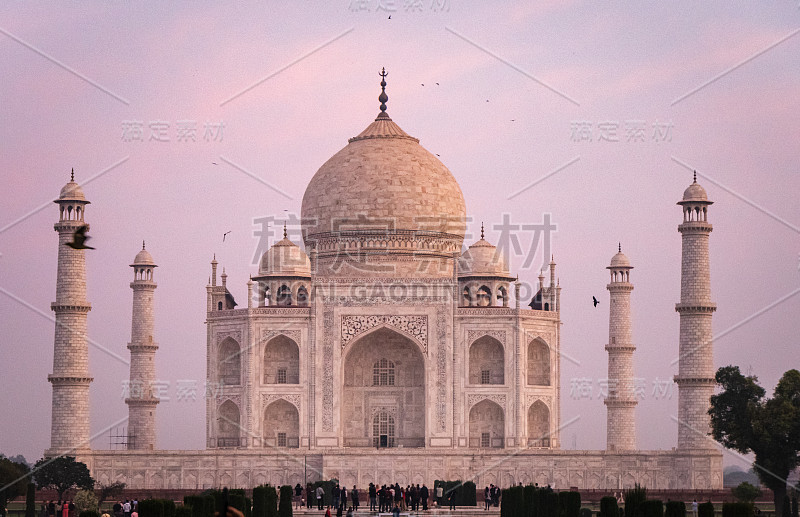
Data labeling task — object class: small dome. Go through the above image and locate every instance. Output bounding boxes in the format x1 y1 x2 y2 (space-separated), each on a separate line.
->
58 180 88 202
132 244 156 267
682 182 708 202
609 251 631 268
259 235 311 277
458 234 510 277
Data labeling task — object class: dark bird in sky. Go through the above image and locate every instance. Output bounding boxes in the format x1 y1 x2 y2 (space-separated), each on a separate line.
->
435 82 439 85
66 226 94 250
592 296 599 307
388 15 391 19
421 83 425 86
223 231 232 242
435 153 440 157
212 162 218 165
486 99 489 102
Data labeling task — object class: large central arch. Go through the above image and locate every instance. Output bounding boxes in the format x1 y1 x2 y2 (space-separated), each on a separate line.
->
341 327 425 448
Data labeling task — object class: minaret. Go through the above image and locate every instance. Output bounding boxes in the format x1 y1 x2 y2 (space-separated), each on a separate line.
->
605 244 637 450
49 169 93 453
125 243 159 449
675 172 716 449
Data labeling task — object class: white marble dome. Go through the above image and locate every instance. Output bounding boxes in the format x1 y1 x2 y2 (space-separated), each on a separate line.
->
259 233 311 277
458 235 511 277
132 246 156 266
301 112 467 244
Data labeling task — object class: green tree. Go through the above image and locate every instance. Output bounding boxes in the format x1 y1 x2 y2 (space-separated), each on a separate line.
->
97 482 126 506
32 456 94 501
732 482 761 504
0 455 30 515
710 367 800 517
73 489 99 513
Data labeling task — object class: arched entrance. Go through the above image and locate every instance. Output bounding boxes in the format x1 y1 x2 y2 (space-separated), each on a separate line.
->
263 399 299 448
527 400 550 447
342 327 425 447
469 399 504 448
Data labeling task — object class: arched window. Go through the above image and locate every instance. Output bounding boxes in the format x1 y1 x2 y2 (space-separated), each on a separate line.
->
527 339 550 386
218 338 241 386
462 287 471 306
372 358 395 386
372 412 395 448
527 400 550 447
476 286 492 307
217 400 240 447
263 335 300 384
469 336 504 385
297 286 309 307
276 285 292 306
497 286 508 307
217 301 223 311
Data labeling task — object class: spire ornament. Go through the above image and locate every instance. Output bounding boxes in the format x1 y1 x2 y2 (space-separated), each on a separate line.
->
480 222 485 239
693 170 697 183
378 67 389 113
71 168 74 182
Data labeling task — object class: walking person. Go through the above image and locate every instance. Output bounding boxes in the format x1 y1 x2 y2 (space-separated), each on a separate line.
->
448 489 457 511
692 500 698 517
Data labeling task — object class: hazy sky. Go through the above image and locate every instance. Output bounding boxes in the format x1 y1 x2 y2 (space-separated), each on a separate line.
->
1 2 798 468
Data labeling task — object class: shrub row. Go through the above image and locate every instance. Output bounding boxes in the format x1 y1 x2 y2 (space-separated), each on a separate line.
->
500 485 580 517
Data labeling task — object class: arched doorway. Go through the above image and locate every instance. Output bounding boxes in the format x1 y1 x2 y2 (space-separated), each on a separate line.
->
468 335 504 385
263 399 299 448
469 399 504 448
263 335 300 384
342 327 425 448
527 400 550 447
217 400 240 447
218 337 241 386
527 338 550 386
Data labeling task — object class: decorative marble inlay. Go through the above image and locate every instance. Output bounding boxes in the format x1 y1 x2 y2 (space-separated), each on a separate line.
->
466 330 506 346
467 394 506 409
322 307 335 432
341 315 428 351
261 393 301 411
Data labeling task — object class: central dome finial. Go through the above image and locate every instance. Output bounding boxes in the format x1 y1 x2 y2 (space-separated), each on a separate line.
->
378 67 389 113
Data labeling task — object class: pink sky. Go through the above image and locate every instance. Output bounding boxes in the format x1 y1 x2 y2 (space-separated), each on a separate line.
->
1 2 798 467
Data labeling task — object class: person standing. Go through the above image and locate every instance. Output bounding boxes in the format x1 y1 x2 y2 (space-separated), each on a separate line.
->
420 484 429 511
316 486 325 511
692 500 698 517
340 487 347 511
333 485 341 511
295 484 304 509
369 483 377 512
448 489 457 511
484 487 491 511
435 485 443 508
122 500 131 517
351 486 359 511
325 507 331 517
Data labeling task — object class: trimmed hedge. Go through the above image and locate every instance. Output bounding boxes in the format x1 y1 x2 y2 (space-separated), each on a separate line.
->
580 509 593 517
624 485 647 517
138 500 165 517
163 499 176 517
722 502 753 517
279 486 293 517
698 502 715 517
600 497 619 517
665 501 686 517
175 506 193 517
559 491 581 517
640 500 663 517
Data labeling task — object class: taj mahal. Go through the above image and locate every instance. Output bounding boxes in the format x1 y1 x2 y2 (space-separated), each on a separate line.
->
46 73 723 491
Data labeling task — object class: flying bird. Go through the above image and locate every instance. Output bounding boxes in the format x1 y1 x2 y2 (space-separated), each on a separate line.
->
592 296 599 307
388 15 391 19
435 82 439 85
421 83 425 86
223 231 232 242
212 162 218 165
66 226 94 250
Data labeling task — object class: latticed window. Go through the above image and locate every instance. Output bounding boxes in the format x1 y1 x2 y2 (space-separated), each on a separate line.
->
481 370 490 384
372 412 395 448
481 432 490 448
372 358 395 386
276 368 287 384
277 432 287 447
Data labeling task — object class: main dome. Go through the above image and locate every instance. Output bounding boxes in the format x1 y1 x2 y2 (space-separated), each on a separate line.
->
301 112 466 244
